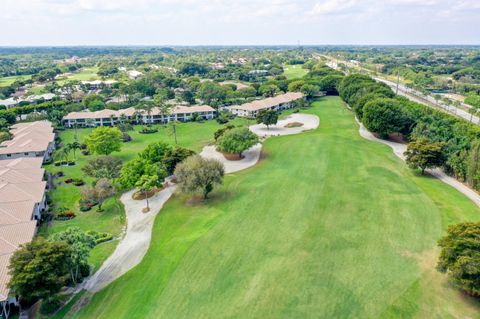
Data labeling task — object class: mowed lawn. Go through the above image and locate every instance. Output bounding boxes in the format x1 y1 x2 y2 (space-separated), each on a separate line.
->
41 118 252 266
283 64 308 79
74 97 480 319
0 74 32 87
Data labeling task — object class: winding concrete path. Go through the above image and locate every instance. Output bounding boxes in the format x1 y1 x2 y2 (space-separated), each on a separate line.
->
85 185 175 292
85 113 321 292
357 119 480 208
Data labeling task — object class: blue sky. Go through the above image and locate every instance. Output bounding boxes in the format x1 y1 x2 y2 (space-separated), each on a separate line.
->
1 0 479 46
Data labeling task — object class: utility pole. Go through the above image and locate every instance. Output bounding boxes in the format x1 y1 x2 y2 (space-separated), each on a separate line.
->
396 69 400 95
172 123 177 144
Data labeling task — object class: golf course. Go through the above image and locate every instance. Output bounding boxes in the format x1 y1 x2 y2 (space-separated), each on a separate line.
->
73 96 480 318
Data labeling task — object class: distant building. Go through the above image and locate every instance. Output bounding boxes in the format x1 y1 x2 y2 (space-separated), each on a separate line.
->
248 70 268 75
127 70 143 80
63 105 216 127
0 93 57 109
81 80 118 90
226 92 305 117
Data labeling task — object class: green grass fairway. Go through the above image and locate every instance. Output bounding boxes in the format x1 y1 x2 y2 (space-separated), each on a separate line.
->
74 97 480 318
56 67 103 85
41 118 252 266
283 64 308 79
0 75 32 87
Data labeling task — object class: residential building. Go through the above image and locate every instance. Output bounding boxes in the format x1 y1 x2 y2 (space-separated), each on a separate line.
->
127 70 143 80
0 93 57 109
0 152 47 317
226 92 305 117
63 105 216 128
81 80 118 90
0 121 55 161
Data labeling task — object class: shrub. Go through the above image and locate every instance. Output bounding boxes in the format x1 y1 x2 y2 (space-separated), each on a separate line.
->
40 295 62 315
139 126 158 134
72 179 84 186
437 222 480 296
216 127 259 156
55 211 76 220
87 231 114 245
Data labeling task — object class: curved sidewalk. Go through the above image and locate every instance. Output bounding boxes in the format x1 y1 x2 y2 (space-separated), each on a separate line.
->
357 119 480 208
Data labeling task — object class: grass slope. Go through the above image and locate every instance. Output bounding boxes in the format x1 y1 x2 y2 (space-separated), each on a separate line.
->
41 119 252 264
74 97 480 319
0 75 32 87
283 65 308 79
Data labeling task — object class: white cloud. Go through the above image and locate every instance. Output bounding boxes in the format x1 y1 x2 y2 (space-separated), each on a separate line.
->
0 0 478 45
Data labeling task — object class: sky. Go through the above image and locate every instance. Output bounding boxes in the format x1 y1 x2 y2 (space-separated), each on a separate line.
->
1 0 479 46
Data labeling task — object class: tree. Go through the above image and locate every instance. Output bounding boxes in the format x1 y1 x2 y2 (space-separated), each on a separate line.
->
52 227 96 284
85 126 123 155
82 94 104 110
216 127 259 157
8 238 71 303
197 82 227 106
288 80 305 92
89 100 106 111
256 109 278 129
119 158 167 190
181 89 195 104
467 139 480 189
300 84 319 98
94 178 116 211
259 84 280 97
174 155 224 199
362 98 408 139
140 141 171 164
67 141 81 161
468 105 480 123
82 156 123 180
437 222 480 296
163 147 196 175
135 174 162 211
135 103 154 125
62 146 72 177
404 139 446 175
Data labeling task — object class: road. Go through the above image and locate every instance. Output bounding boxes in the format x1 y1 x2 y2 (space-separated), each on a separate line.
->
320 54 479 125
375 77 480 125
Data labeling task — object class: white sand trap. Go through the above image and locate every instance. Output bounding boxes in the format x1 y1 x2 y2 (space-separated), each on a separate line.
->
200 144 262 174
85 184 175 292
249 113 319 137
357 118 480 208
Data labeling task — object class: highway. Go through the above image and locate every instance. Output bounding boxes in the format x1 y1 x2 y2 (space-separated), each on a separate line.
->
375 77 480 125
320 54 480 125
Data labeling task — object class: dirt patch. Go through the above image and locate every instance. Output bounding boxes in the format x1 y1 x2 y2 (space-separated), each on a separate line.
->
186 195 205 206
284 122 304 128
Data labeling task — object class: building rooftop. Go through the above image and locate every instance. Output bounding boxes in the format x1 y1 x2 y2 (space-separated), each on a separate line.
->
63 105 215 121
229 92 304 112
0 221 37 301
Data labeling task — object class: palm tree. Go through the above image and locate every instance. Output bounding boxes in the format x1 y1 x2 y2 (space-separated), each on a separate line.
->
135 103 154 126
154 94 172 127
62 146 72 177
468 105 480 123
67 141 81 161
